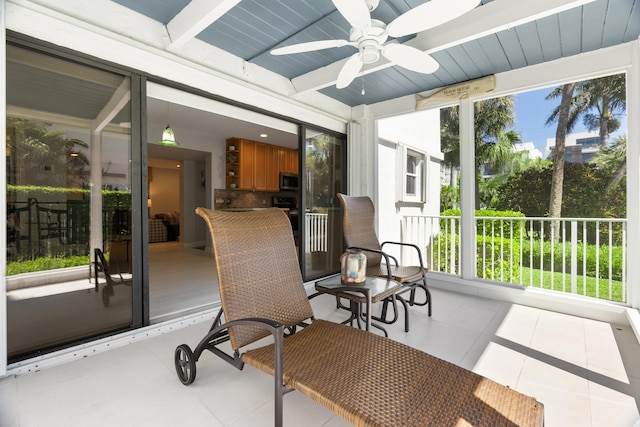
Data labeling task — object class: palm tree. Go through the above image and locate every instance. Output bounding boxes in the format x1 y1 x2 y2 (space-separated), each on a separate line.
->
440 97 522 209
545 74 626 147
591 135 627 193
545 74 626 239
7 118 89 189
547 83 575 240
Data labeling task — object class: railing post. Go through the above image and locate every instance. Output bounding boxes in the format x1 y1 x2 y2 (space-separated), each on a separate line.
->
571 220 577 294
450 217 456 274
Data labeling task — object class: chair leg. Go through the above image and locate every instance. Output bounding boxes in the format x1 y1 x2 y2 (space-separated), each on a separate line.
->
397 295 410 332
372 297 399 325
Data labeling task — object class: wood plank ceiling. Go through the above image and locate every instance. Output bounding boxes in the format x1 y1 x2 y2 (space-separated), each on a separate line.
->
88 0 640 107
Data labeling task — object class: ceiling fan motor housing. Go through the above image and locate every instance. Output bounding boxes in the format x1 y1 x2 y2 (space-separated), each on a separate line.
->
350 19 387 64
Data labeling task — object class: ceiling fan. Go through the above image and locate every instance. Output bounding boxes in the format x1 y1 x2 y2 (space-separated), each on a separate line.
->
271 0 480 89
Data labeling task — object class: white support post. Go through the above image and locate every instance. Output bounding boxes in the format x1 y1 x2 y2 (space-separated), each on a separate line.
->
459 98 476 280
349 105 377 201
627 39 640 309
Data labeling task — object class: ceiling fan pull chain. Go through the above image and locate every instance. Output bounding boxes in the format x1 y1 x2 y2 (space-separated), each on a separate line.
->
361 75 365 95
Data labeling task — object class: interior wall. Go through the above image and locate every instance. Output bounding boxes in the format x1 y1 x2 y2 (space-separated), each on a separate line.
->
181 159 207 248
149 167 180 217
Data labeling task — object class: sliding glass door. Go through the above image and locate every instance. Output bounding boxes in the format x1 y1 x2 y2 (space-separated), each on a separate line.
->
302 127 346 280
5 45 134 360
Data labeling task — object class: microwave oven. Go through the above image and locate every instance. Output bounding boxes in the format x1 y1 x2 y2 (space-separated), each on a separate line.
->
279 172 299 191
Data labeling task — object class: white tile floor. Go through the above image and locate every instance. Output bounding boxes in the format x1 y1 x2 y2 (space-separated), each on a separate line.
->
2 286 640 426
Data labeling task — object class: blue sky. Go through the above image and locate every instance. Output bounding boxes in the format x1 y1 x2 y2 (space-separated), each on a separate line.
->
512 85 627 156
513 88 587 155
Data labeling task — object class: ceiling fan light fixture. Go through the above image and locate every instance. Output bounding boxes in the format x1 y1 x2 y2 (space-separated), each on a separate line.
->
358 41 380 64
159 124 179 146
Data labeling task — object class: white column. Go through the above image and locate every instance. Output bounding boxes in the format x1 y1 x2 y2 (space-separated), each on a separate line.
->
459 98 476 280
627 39 640 309
349 105 377 201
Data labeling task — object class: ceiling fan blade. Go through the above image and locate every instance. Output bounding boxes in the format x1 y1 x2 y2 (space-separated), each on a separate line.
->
331 0 371 29
382 44 439 74
387 0 481 38
271 39 351 55
336 54 363 89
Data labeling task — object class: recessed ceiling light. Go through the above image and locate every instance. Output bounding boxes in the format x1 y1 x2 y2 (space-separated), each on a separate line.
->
259 133 268 138
176 164 181 168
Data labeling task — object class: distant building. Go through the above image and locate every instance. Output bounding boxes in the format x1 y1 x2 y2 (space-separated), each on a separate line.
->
479 141 542 178
544 131 600 163
514 142 542 160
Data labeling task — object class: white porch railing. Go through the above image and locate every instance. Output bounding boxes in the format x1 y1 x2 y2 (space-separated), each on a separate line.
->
305 213 328 253
402 215 627 303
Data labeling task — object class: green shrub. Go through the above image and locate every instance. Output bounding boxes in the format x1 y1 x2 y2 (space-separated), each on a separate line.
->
7 255 91 275
521 240 624 281
432 233 520 282
440 209 525 241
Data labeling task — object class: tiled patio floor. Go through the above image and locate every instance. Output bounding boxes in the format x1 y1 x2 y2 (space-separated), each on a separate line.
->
1 287 639 426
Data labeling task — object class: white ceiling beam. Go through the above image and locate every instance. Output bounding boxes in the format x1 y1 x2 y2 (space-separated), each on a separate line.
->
291 0 596 94
92 79 130 133
166 0 241 49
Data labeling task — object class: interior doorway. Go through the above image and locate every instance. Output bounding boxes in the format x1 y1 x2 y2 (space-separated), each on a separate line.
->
147 146 216 322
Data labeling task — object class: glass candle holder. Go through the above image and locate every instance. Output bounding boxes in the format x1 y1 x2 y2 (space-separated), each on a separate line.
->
340 249 367 284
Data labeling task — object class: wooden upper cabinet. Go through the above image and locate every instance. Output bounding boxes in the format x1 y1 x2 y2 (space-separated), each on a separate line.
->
238 139 255 190
226 138 298 191
265 144 280 191
278 147 298 174
252 141 268 191
289 149 299 174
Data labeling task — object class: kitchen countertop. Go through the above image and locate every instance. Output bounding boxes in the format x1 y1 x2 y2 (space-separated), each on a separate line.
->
217 207 268 211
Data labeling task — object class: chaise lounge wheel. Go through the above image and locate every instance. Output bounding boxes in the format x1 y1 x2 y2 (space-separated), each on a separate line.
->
175 344 197 385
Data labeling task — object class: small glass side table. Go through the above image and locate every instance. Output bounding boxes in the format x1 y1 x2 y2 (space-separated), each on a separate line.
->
314 274 403 334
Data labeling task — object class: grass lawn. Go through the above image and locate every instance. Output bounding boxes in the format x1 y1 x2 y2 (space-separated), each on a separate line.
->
515 266 625 303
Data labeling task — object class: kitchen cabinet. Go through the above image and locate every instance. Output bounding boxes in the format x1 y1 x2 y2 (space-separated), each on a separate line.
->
226 137 298 191
278 147 299 174
265 144 280 191
227 138 260 190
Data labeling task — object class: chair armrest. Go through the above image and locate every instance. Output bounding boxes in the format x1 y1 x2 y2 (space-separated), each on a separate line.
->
380 241 426 268
347 246 397 280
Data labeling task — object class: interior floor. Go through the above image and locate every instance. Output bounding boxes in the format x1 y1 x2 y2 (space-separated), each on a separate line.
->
148 241 219 322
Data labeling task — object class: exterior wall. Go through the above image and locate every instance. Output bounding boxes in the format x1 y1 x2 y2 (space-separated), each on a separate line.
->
376 109 442 263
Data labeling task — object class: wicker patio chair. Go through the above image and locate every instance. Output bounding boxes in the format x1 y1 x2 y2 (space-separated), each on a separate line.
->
337 193 432 330
174 207 543 427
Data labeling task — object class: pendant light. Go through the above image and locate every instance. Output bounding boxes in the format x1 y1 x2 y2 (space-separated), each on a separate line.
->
159 124 178 146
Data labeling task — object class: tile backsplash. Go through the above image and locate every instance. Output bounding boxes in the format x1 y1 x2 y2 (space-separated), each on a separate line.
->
213 189 296 209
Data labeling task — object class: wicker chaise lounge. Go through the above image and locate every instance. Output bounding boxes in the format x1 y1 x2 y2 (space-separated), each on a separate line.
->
175 208 544 426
